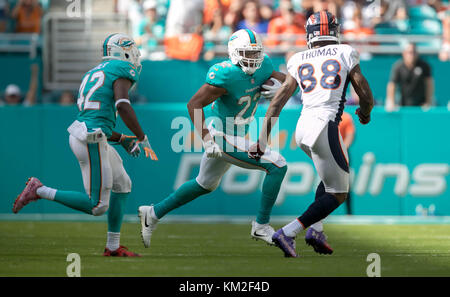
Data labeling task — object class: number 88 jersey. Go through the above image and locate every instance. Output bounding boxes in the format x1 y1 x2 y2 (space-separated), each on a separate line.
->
287 44 359 123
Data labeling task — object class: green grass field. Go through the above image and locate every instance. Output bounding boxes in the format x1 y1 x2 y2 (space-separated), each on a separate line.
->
1 221 449 277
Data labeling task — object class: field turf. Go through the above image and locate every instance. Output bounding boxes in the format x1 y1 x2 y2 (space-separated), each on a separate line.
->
1 221 449 277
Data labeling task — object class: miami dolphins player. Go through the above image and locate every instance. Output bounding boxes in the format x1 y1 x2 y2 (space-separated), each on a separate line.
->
13 33 158 257
138 29 287 248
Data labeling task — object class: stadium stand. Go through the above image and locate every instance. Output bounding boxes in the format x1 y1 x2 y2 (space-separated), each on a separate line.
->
0 0 448 106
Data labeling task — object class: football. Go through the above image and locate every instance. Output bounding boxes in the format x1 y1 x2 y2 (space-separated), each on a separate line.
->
261 78 274 90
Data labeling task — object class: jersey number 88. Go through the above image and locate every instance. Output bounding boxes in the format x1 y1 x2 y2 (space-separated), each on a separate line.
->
298 59 341 93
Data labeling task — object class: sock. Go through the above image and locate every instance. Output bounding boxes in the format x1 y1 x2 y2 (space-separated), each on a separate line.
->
282 219 304 237
310 221 324 232
307 181 325 232
150 205 158 220
36 186 57 200
153 179 210 219
256 165 287 224
315 181 325 199
106 232 120 251
107 192 128 233
298 193 340 229
54 190 94 214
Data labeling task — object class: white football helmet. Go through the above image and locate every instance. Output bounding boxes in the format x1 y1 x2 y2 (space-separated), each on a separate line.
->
228 29 264 75
102 33 142 71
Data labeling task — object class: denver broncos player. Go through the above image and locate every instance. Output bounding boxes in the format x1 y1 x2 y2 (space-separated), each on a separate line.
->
13 33 158 257
249 11 374 257
139 29 287 248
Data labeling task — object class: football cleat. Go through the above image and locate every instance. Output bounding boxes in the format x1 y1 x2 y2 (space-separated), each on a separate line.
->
138 205 158 248
272 228 298 258
305 227 333 255
250 221 275 245
13 177 43 214
103 245 141 257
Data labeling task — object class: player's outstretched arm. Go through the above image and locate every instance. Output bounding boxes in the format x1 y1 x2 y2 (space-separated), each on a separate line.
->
249 74 298 160
114 78 157 160
349 65 374 125
187 83 227 158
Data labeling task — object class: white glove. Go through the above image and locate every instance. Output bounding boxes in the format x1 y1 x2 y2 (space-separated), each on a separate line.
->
203 140 222 158
131 135 158 160
261 78 282 101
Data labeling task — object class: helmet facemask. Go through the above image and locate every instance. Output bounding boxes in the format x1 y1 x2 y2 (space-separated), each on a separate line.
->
228 29 264 75
234 48 263 75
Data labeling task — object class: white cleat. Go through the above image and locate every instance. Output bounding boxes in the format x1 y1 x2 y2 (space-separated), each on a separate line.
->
250 221 275 245
138 205 159 248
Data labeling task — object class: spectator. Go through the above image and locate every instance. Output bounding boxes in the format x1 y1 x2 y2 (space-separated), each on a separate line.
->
2 84 22 105
338 111 355 215
165 0 204 37
164 0 204 61
11 0 43 33
385 43 434 111
343 6 375 40
438 6 450 61
135 0 165 51
260 0 275 22
371 0 407 27
0 0 8 32
312 0 341 18
266 0 306 48
203 7 232 60
428 0 447 13
59 91 75 106
236 0 269 33
224 0 245 30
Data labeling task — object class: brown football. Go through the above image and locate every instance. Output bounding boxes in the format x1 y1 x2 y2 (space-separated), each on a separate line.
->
261 78 274 89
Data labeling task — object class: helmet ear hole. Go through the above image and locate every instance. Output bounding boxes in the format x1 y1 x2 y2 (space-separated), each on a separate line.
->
125 53 130 59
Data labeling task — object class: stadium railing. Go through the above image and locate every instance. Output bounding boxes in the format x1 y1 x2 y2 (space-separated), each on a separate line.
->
42 12 130 91
0 33 40 58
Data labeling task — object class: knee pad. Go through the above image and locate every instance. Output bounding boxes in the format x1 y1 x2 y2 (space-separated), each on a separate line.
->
112 172 132 193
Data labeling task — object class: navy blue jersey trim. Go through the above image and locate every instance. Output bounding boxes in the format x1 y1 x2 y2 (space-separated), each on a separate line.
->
335 76 350 123
327 121 349 173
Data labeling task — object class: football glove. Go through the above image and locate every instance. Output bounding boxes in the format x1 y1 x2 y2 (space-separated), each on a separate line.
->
119 134 140 157
248 142 265 161
131 135 158 160
203 140 222 158
261 78 282 101
355 108 371 125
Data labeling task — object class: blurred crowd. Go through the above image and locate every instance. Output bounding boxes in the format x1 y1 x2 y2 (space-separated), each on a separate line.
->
113 0 450 61
1 0 449 107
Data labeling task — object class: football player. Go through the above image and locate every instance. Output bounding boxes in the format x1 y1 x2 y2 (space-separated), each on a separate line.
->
138 29 287 248
13 33 158 257
249 11 374 257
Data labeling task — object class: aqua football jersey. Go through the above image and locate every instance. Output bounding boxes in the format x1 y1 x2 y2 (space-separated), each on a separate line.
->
76 59 140 138
205 55 274 136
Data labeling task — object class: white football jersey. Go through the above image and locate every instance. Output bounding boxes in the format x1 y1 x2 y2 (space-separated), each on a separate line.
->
287 44 359 147
287 43 359 122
